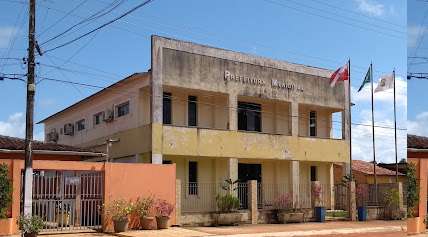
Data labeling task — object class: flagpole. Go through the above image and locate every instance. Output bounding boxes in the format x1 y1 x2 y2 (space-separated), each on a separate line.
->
370 63 378 204
348 59 352 180
393 69 398 182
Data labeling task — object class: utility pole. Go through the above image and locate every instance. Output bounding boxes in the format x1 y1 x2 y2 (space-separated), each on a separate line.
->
105 138 119 162
23 0 36 216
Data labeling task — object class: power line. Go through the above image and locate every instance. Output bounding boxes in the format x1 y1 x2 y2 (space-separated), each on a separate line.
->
42 0 155 53
40 0 124 45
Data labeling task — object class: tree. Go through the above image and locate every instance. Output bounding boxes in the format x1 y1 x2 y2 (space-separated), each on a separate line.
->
0 164 12 218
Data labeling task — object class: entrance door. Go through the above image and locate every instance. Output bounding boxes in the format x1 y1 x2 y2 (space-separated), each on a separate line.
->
238 163 261 209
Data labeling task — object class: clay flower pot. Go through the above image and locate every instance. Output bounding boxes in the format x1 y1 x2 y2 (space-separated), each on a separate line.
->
113 218 129 233
156 216 170 229
141 216 156 230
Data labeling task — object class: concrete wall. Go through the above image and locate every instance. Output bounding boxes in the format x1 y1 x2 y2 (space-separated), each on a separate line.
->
0 159 176 234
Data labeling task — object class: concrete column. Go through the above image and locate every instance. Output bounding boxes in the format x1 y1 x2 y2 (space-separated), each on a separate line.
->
290 161 300 208
329 163 335 210
418 159 427 229
175 179 181 226
247 180 258 224
348 181 357 221
291 102 299 136
151 37 164 164
228 93 238 130
227 158 238 181
396 182 404 214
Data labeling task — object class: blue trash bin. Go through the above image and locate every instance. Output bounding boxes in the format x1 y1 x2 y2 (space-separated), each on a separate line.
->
314 207 326 222
357 206 367 221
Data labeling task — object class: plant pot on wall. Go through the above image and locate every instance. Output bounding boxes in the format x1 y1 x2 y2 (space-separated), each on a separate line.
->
156 216 169 229
314 207 325 222
213 212 242 226
407 217 422 235
113 218 129 233
357 207 367 221
278 211 304 224
140 216 156 230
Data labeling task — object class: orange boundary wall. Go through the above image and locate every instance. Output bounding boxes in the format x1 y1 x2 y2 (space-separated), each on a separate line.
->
0 159 176 235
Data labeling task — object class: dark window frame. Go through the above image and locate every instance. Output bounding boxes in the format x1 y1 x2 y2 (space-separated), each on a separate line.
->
163 92 172 124
310 166 317 181
309 110 317 137
76 119 85 131
188 161 198 195
116 101 130 118
238 101 261 132
93 111 104 126
188 95 198 127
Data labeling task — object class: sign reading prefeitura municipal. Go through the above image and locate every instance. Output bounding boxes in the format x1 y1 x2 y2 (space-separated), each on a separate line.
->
224 70 304 94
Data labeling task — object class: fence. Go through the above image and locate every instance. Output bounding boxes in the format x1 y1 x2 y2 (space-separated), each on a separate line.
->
25 170 103 232
181 181 330 213
356 183 401 207
334 184 349 211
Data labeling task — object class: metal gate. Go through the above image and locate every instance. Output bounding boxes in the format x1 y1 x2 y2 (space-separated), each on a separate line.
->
21 170 103 232
334 184 348 211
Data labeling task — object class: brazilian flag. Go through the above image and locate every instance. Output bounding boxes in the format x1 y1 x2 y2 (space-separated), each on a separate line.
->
357 66 371 92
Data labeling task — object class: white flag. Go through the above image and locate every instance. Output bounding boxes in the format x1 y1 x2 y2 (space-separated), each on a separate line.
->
374 74 394 93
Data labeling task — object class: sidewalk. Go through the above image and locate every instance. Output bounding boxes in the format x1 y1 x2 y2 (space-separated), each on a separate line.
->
113 220 406 237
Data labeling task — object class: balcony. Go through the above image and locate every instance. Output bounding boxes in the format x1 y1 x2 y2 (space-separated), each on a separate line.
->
162 125 348 163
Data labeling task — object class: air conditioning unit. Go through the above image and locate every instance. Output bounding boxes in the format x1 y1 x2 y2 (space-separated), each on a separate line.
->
103 109 114 123
46 129 59 143
63 123 74 136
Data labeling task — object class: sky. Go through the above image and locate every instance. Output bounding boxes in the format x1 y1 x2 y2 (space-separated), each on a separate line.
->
0 0 406 163
408 0 428 137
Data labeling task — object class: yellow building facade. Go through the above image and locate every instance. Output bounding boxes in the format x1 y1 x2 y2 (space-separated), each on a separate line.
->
40 36 351 219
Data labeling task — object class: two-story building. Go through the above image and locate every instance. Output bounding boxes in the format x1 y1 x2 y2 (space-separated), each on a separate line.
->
39 36 351 222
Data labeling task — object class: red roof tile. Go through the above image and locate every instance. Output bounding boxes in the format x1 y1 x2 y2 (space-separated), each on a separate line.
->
0 135 101 154
352 160 404 176
408 134 428 149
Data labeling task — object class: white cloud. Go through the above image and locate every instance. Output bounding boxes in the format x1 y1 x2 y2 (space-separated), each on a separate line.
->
0 112 44 141
408 112 428 136
354 0 385 17
0 26 20 48
408 25 426 49
0 112 25 138
350 77 407 163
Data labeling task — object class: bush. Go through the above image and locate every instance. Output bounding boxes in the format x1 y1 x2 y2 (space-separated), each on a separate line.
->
134 196 155 218
407 163 419 218
18 215 43 234
105 199 134 222
216 194 240 213
273 193 292 211
0 164 12 219
154 199 174 217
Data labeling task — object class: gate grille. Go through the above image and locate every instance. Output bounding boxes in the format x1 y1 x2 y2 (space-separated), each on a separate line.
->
21 170 103 232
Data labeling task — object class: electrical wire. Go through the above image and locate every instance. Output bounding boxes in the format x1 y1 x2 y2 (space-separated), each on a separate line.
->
42 0 155 53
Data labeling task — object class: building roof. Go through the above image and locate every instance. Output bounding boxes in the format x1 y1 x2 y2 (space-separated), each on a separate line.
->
352 160 404 176
0 135 104 156
37 72 149 124
408 134 428 150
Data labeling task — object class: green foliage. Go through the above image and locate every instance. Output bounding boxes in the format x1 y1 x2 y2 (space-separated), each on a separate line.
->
18 215 43 234
0 164 12 219
216 193 240 213
134 196 154 218
407 163 419 218
105 199 134 222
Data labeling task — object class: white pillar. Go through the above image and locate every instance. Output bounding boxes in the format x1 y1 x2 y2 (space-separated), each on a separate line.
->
291 102 299 136
329 163 335 210
227 158 238 181
290 161 300 208
228 93 237 131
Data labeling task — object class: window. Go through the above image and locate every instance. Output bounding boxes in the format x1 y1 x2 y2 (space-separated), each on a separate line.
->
238 102 261 132
188 95 198 127
76 119 85 131
163 92 172 124
116 101 130 117
93 112 104 125
309 111 317 137
188 161 198 195
310 166 317 181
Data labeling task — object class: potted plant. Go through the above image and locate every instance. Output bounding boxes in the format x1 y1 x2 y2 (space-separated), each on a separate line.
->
0 163 13 235
212 179 242 226
382 188 402 220
105 199 133 233
18 215 43 237
312 183 325 222
154 199 174 229
406 162 420 234
273 193 304 223
135 196 156 230
356 184 368 221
